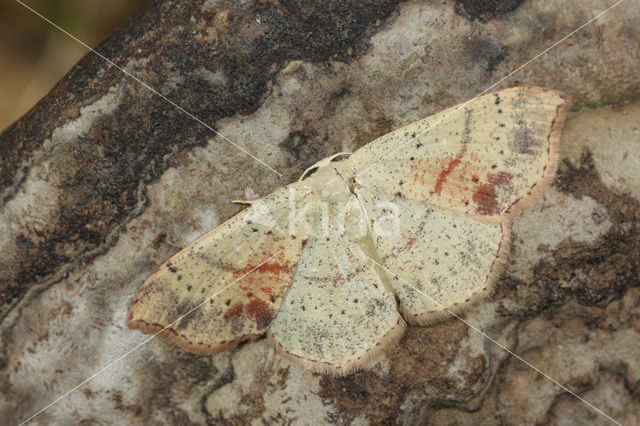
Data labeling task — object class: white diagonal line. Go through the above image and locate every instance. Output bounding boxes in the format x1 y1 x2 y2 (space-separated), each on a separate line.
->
356 250 622 426
355 0 626 179
13 0 283 177
17 250 284 426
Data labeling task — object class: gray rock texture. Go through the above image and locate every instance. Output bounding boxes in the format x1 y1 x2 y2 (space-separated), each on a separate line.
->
1 0 639 424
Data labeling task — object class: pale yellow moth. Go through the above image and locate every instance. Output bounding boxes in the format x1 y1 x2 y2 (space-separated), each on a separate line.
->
127 86 569 375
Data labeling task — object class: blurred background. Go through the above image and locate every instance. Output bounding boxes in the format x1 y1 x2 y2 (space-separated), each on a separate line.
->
0 0 149 132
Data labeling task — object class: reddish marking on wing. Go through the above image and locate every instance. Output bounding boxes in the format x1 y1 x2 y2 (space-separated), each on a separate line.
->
332 266 364 288
432 156 463 195
470 171 513 215
234 259 293 278
472 183 500 215
222 298 275 330
245 299 275 329
411 160 430 186
389 237 417 257
487 171 512 186
225 303 244 320
431 144 468 195
260 285 280 303
333 273 346 287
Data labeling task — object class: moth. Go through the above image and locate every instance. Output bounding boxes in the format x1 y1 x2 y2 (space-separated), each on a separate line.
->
127 86 569 374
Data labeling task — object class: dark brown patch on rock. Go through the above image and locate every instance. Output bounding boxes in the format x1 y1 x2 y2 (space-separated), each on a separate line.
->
543 152 640 305
280 130 327 164
319 322 489 424
498 150 640 319
464 37 508 74
207 360 291 424
455 0 525 22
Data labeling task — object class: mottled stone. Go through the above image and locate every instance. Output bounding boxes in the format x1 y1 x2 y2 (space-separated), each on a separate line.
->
1 0 639 424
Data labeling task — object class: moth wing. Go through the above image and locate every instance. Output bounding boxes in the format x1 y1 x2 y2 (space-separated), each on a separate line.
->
346 87 568 321
267 202 404 375
348 86 569 220
127 182 317 354
356 184 508 323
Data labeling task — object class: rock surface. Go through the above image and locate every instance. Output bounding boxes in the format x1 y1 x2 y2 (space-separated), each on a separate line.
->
1 0 639 424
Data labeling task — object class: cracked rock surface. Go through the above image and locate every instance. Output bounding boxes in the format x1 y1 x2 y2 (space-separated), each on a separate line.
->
1 0 639 424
